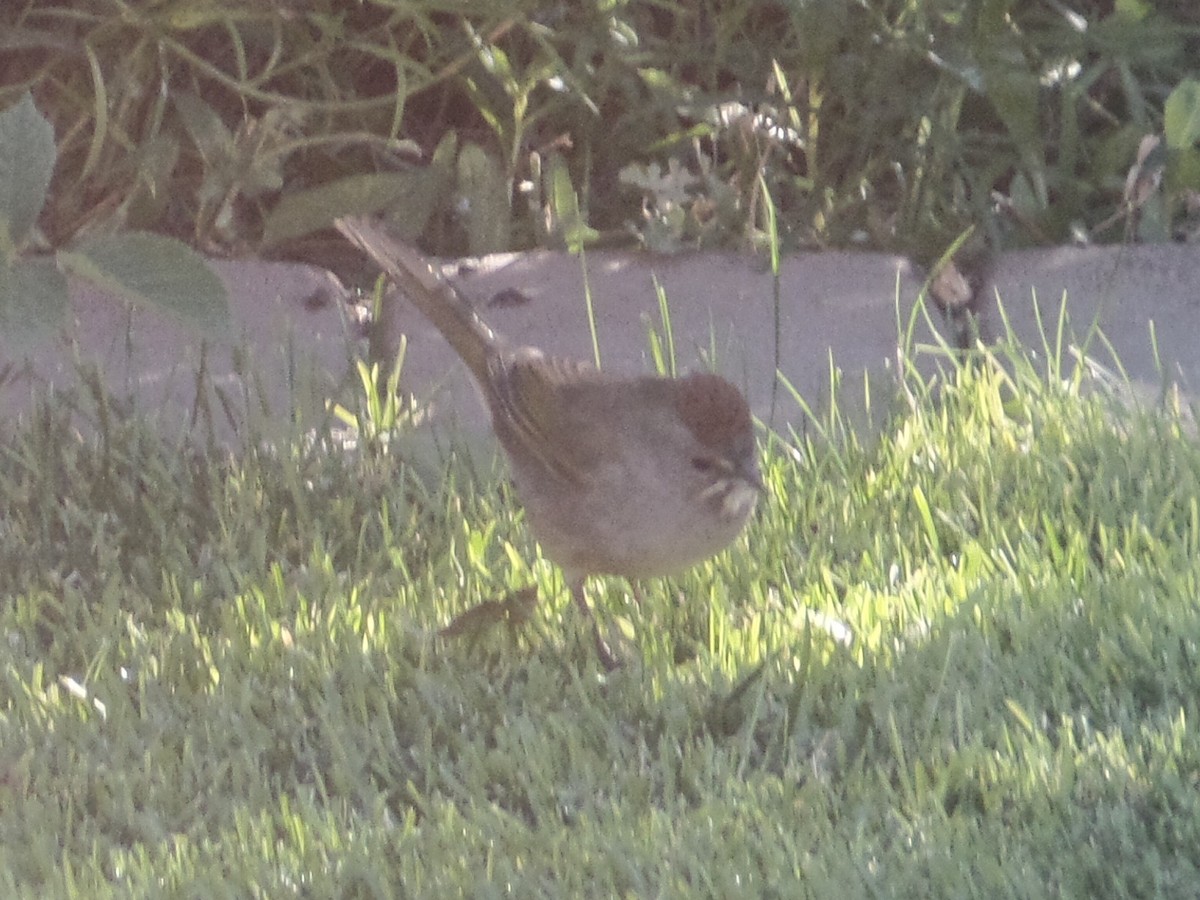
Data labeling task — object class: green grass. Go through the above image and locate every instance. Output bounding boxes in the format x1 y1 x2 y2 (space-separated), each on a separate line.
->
2 330 1200 897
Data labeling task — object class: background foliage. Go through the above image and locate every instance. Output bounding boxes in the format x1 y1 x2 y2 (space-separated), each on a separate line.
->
4 0 1200 262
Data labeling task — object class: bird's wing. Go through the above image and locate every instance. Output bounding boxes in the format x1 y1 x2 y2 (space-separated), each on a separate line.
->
489 352 617 485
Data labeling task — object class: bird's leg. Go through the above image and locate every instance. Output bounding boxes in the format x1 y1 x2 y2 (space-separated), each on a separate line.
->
569 577 591 618
630 582 645 607
570 578 620 671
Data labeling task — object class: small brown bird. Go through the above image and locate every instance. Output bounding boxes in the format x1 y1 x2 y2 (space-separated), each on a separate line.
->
336 217 760 665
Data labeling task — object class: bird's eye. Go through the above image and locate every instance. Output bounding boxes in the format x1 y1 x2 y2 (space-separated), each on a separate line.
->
691 456 717 473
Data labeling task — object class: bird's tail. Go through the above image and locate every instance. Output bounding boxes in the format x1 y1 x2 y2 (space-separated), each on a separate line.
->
335 216 496 385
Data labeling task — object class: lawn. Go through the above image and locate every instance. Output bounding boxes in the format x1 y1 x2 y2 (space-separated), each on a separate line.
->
2 319 1198 897
4 1 1200 893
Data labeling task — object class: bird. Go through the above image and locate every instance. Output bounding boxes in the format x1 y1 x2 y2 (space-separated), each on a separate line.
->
335 216 761 666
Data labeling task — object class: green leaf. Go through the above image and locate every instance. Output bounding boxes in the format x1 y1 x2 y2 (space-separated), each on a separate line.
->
0 255 68 339
981 54 1040 160
545 154 598 253
173 91 234 167
457 142 511 255
1164 79 1200 151
58 232 228 331
262 171 444 246
473 31 515 86
430 129 458 171
1114 0 1151 20
0 93 57 249
1169 147 1200 192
